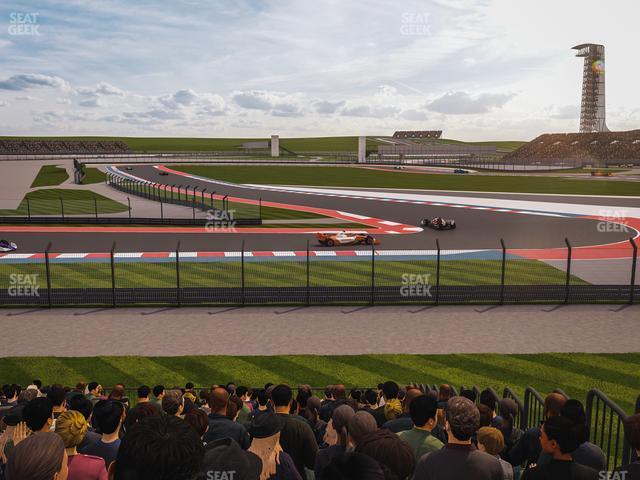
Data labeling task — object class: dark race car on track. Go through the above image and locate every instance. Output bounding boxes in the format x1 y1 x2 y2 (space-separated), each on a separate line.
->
421 217 456 230
316 231 380 247
0 239 17 252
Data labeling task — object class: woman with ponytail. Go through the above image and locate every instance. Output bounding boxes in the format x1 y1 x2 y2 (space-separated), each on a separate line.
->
314 404 356 479
54 410 107 480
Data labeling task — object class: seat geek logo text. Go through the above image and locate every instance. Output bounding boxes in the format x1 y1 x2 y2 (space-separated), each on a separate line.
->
8 12 40 36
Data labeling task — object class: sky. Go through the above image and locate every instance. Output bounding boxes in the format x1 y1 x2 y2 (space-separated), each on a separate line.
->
0 0 638 141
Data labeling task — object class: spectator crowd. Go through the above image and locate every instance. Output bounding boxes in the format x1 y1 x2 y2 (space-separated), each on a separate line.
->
0 140 130 155
504 130 640 165
0 380 638 480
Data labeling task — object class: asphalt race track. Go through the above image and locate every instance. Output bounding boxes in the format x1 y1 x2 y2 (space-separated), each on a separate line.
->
2 164 638 253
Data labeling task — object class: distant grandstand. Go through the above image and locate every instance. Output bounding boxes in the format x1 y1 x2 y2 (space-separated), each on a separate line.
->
0 139 130 155
392 130 442 139
503 130 640 167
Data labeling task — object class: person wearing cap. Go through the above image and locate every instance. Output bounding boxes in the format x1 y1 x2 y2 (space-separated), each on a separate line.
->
248 412 301 480
477 427 514 480
314 404 355 479
414 396 503 480
55 410 108 479
203 387 251 449
521 416 598 480
398 394 444 466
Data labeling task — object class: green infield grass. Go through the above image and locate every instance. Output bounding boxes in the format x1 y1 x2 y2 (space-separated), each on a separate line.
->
0 258 584 290
80 166 107 184
0 189 129 216
30 165 69 187
170 165 640 196
0 353 636 414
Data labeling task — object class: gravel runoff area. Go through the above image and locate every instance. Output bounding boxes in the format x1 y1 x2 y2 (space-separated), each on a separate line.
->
1 305 638 357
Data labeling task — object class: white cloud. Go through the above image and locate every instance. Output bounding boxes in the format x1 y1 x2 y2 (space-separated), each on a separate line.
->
314 100 345 114
427 91 514 114
232 90 303 117
0 74 70 91
550 104 579 120
341 105 401 118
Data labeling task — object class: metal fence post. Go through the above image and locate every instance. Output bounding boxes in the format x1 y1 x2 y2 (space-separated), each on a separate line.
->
259 198 262 220
500 238 506 305
160 201 164 221
371 242 375 306
127 197 131 221
565 238 572 304
176 241 181 307
110 242 116 308
241 240 245 306
45 242 52 308
60 197 65 219
26 197 31 220
630 237 638 305
306 240 310 307
435 239 441 306
94 198 98 219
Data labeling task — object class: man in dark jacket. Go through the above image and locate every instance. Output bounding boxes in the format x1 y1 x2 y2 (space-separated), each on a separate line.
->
272 384 318 477
521 416 598 480
414 396 503 480
203 387 250 449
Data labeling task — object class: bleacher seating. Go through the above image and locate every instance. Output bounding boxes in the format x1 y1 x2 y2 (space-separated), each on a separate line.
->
504 130 640 164
392 131 443 139
0 139 130 155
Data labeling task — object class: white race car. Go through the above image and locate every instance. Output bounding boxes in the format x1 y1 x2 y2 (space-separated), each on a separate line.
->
0 239 17 252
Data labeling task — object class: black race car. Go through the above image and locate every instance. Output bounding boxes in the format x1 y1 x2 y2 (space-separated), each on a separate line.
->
159 171 169 176
421 217 456 230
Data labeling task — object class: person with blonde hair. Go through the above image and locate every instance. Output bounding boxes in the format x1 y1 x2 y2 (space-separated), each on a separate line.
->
55 410 107 480
477 426 514 480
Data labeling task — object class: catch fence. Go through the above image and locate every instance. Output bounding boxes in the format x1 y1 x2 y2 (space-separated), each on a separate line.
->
0 238 637 307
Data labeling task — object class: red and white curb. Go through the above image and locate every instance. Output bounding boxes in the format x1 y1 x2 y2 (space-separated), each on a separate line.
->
0 249 493 262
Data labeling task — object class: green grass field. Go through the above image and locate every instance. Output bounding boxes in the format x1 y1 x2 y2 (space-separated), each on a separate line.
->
0 189 129 216
80 166 107 184
30 165 69 187
171 165 640 196
0 353 637 413
0 259 584 289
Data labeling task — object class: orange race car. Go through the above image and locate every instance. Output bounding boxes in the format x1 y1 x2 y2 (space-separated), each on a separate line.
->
315 230 380 247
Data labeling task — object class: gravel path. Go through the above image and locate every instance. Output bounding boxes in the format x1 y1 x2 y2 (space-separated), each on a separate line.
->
1 305 638 357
